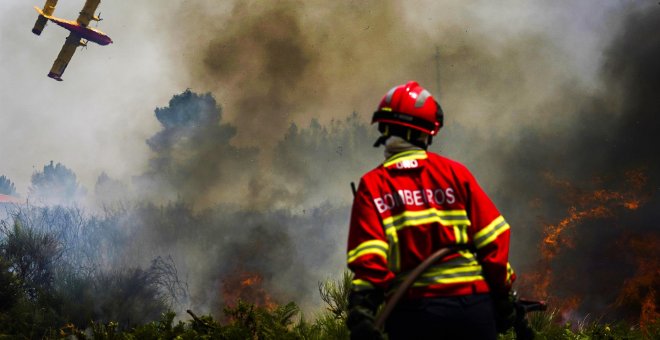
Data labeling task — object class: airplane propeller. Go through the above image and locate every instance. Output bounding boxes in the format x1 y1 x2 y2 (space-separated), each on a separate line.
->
93 12 103 25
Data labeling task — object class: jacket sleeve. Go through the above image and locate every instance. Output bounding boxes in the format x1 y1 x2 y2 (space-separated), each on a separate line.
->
347 178 395 292
463 170 516 294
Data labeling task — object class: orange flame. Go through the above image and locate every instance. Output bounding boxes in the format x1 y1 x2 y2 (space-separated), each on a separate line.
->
640 291 658 334
222 271 277 311
527 169 651 319
241 276 259 286
559 296 582 324
615 234 659 333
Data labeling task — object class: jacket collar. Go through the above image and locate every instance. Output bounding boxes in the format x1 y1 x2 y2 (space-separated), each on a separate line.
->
383 149 428 169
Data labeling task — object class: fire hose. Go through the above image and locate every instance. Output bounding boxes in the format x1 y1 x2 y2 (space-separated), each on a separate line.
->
374 247 455 329
373 246 548 339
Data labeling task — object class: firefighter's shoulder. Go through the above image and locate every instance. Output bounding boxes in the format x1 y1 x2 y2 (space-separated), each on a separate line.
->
426 151 474 178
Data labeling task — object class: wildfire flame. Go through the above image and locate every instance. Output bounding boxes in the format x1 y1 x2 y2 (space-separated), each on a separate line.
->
241 276 259 286
640 291 659 334
615 234 659 335
525 169 653 323
222 270 277 311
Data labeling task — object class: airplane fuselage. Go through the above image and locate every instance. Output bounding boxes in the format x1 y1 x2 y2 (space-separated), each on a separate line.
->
49 17 112 45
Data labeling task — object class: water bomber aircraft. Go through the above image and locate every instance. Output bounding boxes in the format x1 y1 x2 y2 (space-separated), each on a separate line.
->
32 0 112 81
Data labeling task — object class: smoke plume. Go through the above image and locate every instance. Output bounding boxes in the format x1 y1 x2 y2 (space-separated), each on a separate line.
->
471 5 660 321
71 0 660 320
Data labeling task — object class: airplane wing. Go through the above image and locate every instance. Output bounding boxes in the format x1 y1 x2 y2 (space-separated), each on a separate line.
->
76 0 101 27
32 0 59 35
48 32 81 81
41 0 59 16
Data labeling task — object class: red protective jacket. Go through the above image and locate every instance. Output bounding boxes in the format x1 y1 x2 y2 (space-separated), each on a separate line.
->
347 150 515 299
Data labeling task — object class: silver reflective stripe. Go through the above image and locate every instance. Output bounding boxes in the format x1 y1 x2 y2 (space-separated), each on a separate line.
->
382 212 436 230
383 210 470 230
394 252 479 283
414 267 483 286
442 215 469 222
474 219 508 248
385 86 397 105
414 89 431 108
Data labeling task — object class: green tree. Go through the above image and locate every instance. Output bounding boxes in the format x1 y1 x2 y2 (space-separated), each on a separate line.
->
137 90 258 205
29 161 81 204
0 219 61 300
0 175 16 196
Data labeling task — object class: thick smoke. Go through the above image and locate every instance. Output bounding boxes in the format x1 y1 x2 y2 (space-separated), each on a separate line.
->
604 8 660 176
87 91 381 314
199 2 319 145
170 0 622 201
132 88 380 209
464 5 660 321
135 90 259 208
73 0 660 321
556 7 660 320
173 0 448 147
29 161 85 205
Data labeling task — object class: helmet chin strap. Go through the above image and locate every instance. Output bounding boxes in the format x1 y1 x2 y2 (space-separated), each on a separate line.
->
408 137 429 150
373 134 391 147
373 124 431 149
373 133 429 150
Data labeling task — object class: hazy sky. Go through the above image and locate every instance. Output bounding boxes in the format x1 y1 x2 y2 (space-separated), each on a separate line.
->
0 0 647 195
1 0 181 193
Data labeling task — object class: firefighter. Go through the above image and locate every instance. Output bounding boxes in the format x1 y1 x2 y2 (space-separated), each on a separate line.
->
346 81 517 339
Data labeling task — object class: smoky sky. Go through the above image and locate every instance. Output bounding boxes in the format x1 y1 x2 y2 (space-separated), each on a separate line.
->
0 0 642 194
604 8 660 176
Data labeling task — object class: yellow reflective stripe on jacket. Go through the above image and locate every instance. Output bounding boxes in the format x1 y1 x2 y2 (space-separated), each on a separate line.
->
382 209 471 231
397 251 484 287
383 150 428 167
351 279 375 291
453 224 469 245
413 265 484 286
347 240 389 264
381 209 470 272
385 226 401 272
474 215 510 249
443 250 480 267
506 262 515 286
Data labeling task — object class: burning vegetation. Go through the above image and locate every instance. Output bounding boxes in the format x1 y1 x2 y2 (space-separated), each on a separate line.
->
519 169 656 328
222 271 277 312
0 91 377 337
1 83 657 337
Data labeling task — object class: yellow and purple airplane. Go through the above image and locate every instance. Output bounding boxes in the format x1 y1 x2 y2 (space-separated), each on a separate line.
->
32 0 112 81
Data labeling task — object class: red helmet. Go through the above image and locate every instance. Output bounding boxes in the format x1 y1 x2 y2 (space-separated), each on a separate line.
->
372 81 443 136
